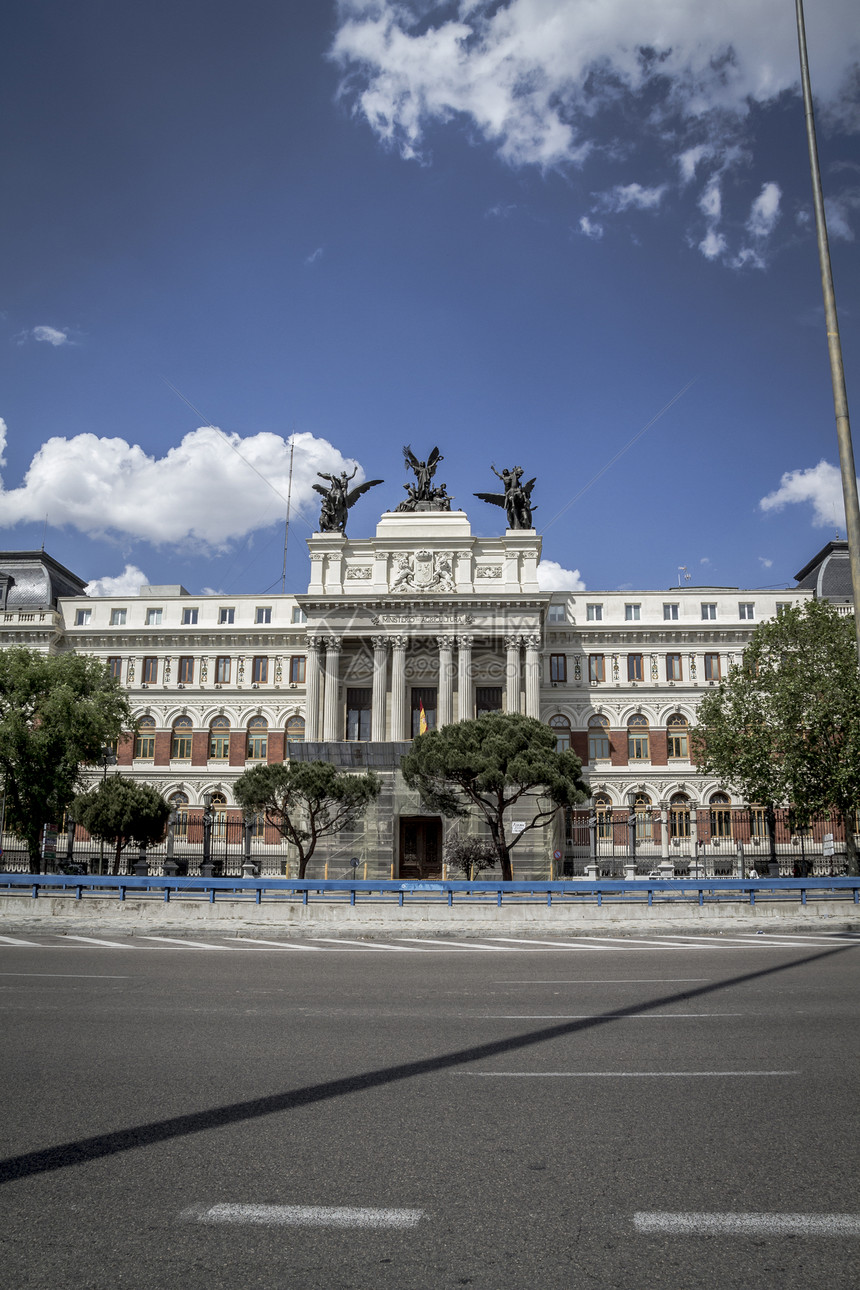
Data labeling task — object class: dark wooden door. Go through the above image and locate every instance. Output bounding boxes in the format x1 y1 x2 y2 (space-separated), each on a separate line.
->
399 817 443 879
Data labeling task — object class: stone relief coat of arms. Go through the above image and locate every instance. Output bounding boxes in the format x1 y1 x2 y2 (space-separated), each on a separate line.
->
390 549 455 593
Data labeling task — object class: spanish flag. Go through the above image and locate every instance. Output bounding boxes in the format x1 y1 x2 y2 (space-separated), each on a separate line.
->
419 700 428 735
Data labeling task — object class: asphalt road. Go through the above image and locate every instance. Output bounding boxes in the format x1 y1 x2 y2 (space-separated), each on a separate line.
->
1 933 858 1289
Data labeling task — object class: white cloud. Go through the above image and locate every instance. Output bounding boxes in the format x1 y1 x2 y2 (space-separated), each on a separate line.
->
18 325 73 347
537 559 585 591
758 556 773 569
596 182 666 213
824 190 860 241
699 228 726 260
746 181 781 238
305 247 324 264
698 177 722 221
759 459 849 528
0 420 369 550
578 215 603 239
86 565 150 597
332 1 859 256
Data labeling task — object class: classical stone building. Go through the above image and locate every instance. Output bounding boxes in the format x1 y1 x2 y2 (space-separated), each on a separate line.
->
0 507 829 877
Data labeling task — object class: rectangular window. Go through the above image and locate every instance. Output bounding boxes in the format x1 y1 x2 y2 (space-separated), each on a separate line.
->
475 686 502 718
776 602 789 615
219 607 235 625
624 604 641 621
666 653 682 682
663 603 679 621
252 656 268 684
346 687 373 741
291 606 307 624
142 657 158 684
181 608 198 625
178 656 194 684
255 607 272 624
627 653 643 682
704 652 721 681
586 603 603 622
215 656 231 684
110 608 126 626
739 602 755 620
548 604 566 624
107 657 122 680
701 603 717 620
145 608 162 626
549 654 567 683
588 654 605 683
75 609 91 626
411 686 439 735
289 655 306 684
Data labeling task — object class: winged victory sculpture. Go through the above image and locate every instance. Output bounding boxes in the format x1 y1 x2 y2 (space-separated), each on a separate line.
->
474 464 536 530
396 445 452 511
313 468 384 534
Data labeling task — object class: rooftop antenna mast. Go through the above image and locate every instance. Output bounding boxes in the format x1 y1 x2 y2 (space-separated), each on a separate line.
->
281 436 295 594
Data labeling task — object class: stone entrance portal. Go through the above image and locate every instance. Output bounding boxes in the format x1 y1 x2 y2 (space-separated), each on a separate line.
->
398 817 443 880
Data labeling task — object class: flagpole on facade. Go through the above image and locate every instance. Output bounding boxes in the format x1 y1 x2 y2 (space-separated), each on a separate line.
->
795 0 860 660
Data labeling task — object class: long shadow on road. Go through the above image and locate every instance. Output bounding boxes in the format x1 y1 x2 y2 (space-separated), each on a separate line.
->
0 946 846 1186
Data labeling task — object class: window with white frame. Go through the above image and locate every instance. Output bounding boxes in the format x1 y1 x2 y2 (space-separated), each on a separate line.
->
586 604 603 622
219 607 235 625
145 608 162 626
587 714 610 760
548 604 566 624
291 606 307 624
624 604 640 621
181 608 198 625
738 602 755 620
663 603 679 621
255 607 272 624
110 608 126 626
549 714 570 752
701 603 717 620
627 714 650 759
75 609 91 626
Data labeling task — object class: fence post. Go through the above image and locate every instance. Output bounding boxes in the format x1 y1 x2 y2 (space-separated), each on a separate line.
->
163 810 179 878
201 794 214 876
766 804 778 877
65 818 76 866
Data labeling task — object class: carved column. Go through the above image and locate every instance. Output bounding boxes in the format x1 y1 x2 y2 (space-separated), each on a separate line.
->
505 635 521 714
457 635 473 722
437 637 454 726
305 636 322 741
322 637 341 741
524 633 541 718
371 636 388 742
390 635 407 740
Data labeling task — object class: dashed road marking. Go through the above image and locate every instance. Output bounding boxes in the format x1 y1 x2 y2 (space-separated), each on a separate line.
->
237 938 324 951
63 935 139 949
634 1211 860 1236
183 1203 424 1229
141 936 237 950
0 935 43 946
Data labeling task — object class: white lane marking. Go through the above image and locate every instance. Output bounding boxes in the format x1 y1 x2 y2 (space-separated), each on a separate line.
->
0 972 129 979
634 1211 860 1236
141 937 236 950
557 937 710 950
496 980 712 984
455 1070 799 1077
0 935 43 946
486 1013 748 1020
664 934 851 948
63 935 138 949
397 939 511 952
309 938 426 952
237 939 324 951
184 1203 424 1229
484 938 609 951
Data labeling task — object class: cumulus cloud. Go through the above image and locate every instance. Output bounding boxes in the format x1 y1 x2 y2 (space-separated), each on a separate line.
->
0 419 367 550
18 325 73 347
758 556 773 569
578 215 603 239
759 459 849 528
699 228 727 260
537 559 585 591
86 565 150 597
596 182 667 213
746 181 782 239
332 1 859 259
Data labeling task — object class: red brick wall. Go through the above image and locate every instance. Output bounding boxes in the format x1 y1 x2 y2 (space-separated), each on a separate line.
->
650 730 668 766
571 731 588 764
229 731 247 767
154 731 171 766
116 733 134 766
609 730 627 766
267 731 285 764
191 732 208 767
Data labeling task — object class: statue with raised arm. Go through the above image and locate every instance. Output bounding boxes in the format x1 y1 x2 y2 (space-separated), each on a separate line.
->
402 445 443 499
474 464 537 529
313 468 383 534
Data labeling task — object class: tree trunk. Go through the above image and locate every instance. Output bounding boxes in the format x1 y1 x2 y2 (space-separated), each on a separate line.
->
488 818 513 882
843 809 859 877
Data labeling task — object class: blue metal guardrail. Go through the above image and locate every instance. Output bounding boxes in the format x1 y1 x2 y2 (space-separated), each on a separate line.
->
1 873 859 908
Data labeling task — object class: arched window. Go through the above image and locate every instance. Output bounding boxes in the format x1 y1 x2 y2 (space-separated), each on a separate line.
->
594 794 612 841
627 714 650 760
247 716 268 760
286 715 305 744
588 714 610 761
710 792 732 839
209 716 230 760
210 791 228 840
171 716 193 760
134 716 155 760
666 713 689 759
669 792 691 839
633 791 653 841
549 714 571 752
169 791 189 840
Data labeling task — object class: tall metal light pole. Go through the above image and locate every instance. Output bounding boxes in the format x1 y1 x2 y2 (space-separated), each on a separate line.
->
795 0 860 660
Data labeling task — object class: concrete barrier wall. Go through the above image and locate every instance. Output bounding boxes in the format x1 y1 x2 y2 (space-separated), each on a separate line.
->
2 894 859 938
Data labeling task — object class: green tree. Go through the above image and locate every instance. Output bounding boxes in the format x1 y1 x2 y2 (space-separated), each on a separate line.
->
72 776 170 875
692 600 860 874
233 761 381 879
400 712 587 882
0 649 133 872
443 833 497 881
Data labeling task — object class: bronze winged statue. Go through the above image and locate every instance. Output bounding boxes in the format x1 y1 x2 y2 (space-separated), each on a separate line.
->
313 468 383 534
402 444 443 500
474 464 537 529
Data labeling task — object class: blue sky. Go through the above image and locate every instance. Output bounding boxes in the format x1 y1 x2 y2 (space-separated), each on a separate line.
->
1 0 858 598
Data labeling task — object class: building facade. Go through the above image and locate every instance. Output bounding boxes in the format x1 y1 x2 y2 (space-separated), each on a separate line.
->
0 510 822 877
